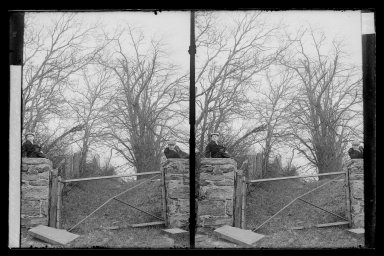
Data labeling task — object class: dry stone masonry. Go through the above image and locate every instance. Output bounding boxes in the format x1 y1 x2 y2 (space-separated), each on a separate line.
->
21 158 52 228
162 158 237 229
198 158 236 228
345 159 364 228
162 159 190 228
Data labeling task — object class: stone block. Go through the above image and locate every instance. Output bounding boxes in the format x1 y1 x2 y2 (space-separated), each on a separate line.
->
164 159 189 174
162 228 189 239
225 200 233 216
218 164 235 173
35 165 51 173
198 200 226 216
21 216 47 228
27 168 39 175
21 164 29 172
350 173 364 180
213 179 233 186
165 174 184 181
28 225 80 245
213 166 223 175
195 234 209 243
223 172 235 180
167 200 179 213
351 181 364 199
200 165 214 173
200 180 212 187
22 158 52 166
177 199 190 214
205 186 233 200
21 200 41 216
214 225 265 247
168 215 189 228
200 216 233 227
168 186 189 199
22 173 39 181
38 171 50 179
166 180 184 191
200 158 237 166
351 214 364 228
41 200 48 216
200 173 224 181
351 203 364 214
22 186 49 200
183 176 189 185
29 179 49 186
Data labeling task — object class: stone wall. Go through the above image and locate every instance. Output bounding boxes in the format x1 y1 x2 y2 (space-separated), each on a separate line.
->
345 159 364 228
21 158 52 228
197 158 236 228
162 159 190 228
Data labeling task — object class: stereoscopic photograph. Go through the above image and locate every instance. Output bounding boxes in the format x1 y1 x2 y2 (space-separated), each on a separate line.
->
8 9 375 249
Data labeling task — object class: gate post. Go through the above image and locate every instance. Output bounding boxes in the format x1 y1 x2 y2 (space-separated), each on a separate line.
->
48 169 58 227
57 177 64 229
234 169 244 228
241 175 246 229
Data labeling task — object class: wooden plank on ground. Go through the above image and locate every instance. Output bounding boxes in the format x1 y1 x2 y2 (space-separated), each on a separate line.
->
129 221 165 228
103 226 120 230
214 225 265 247
347 228 364 236
162 228 189 239
28 225 79 245
316 221 349 228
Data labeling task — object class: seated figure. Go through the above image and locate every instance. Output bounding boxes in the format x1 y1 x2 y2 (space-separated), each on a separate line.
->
164 140 189 159
348 140 364 159
204 132 231 158
21 132 46 158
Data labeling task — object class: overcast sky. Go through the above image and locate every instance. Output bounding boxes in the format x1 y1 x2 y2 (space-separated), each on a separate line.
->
29 10 362 70
27 10 364 175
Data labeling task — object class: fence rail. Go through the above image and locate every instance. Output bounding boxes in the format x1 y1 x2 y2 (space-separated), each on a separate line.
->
61 171 161 183
247 171 346 184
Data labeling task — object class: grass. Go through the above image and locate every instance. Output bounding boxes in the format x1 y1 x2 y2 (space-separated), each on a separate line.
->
243 178 364 248
21 177 189 248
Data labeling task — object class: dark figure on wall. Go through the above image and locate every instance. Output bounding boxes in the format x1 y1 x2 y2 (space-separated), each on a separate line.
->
348 140 364 159
204 132 231 158
164 140 189 159
21 132 46 158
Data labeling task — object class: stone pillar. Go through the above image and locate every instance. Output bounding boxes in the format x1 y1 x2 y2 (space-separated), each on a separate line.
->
197 158 236 228
21 158 52 228
346 159 364 228
162 159 190 228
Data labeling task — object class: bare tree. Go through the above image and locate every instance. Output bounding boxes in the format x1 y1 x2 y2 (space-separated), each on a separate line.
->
194 11 288 154
22 13 104 135
64 65 114 174
281 27 363 175
99 27 188 176
250 67 295 177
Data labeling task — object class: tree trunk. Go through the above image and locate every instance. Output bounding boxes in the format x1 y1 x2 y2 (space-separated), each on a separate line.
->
315 136 343 180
